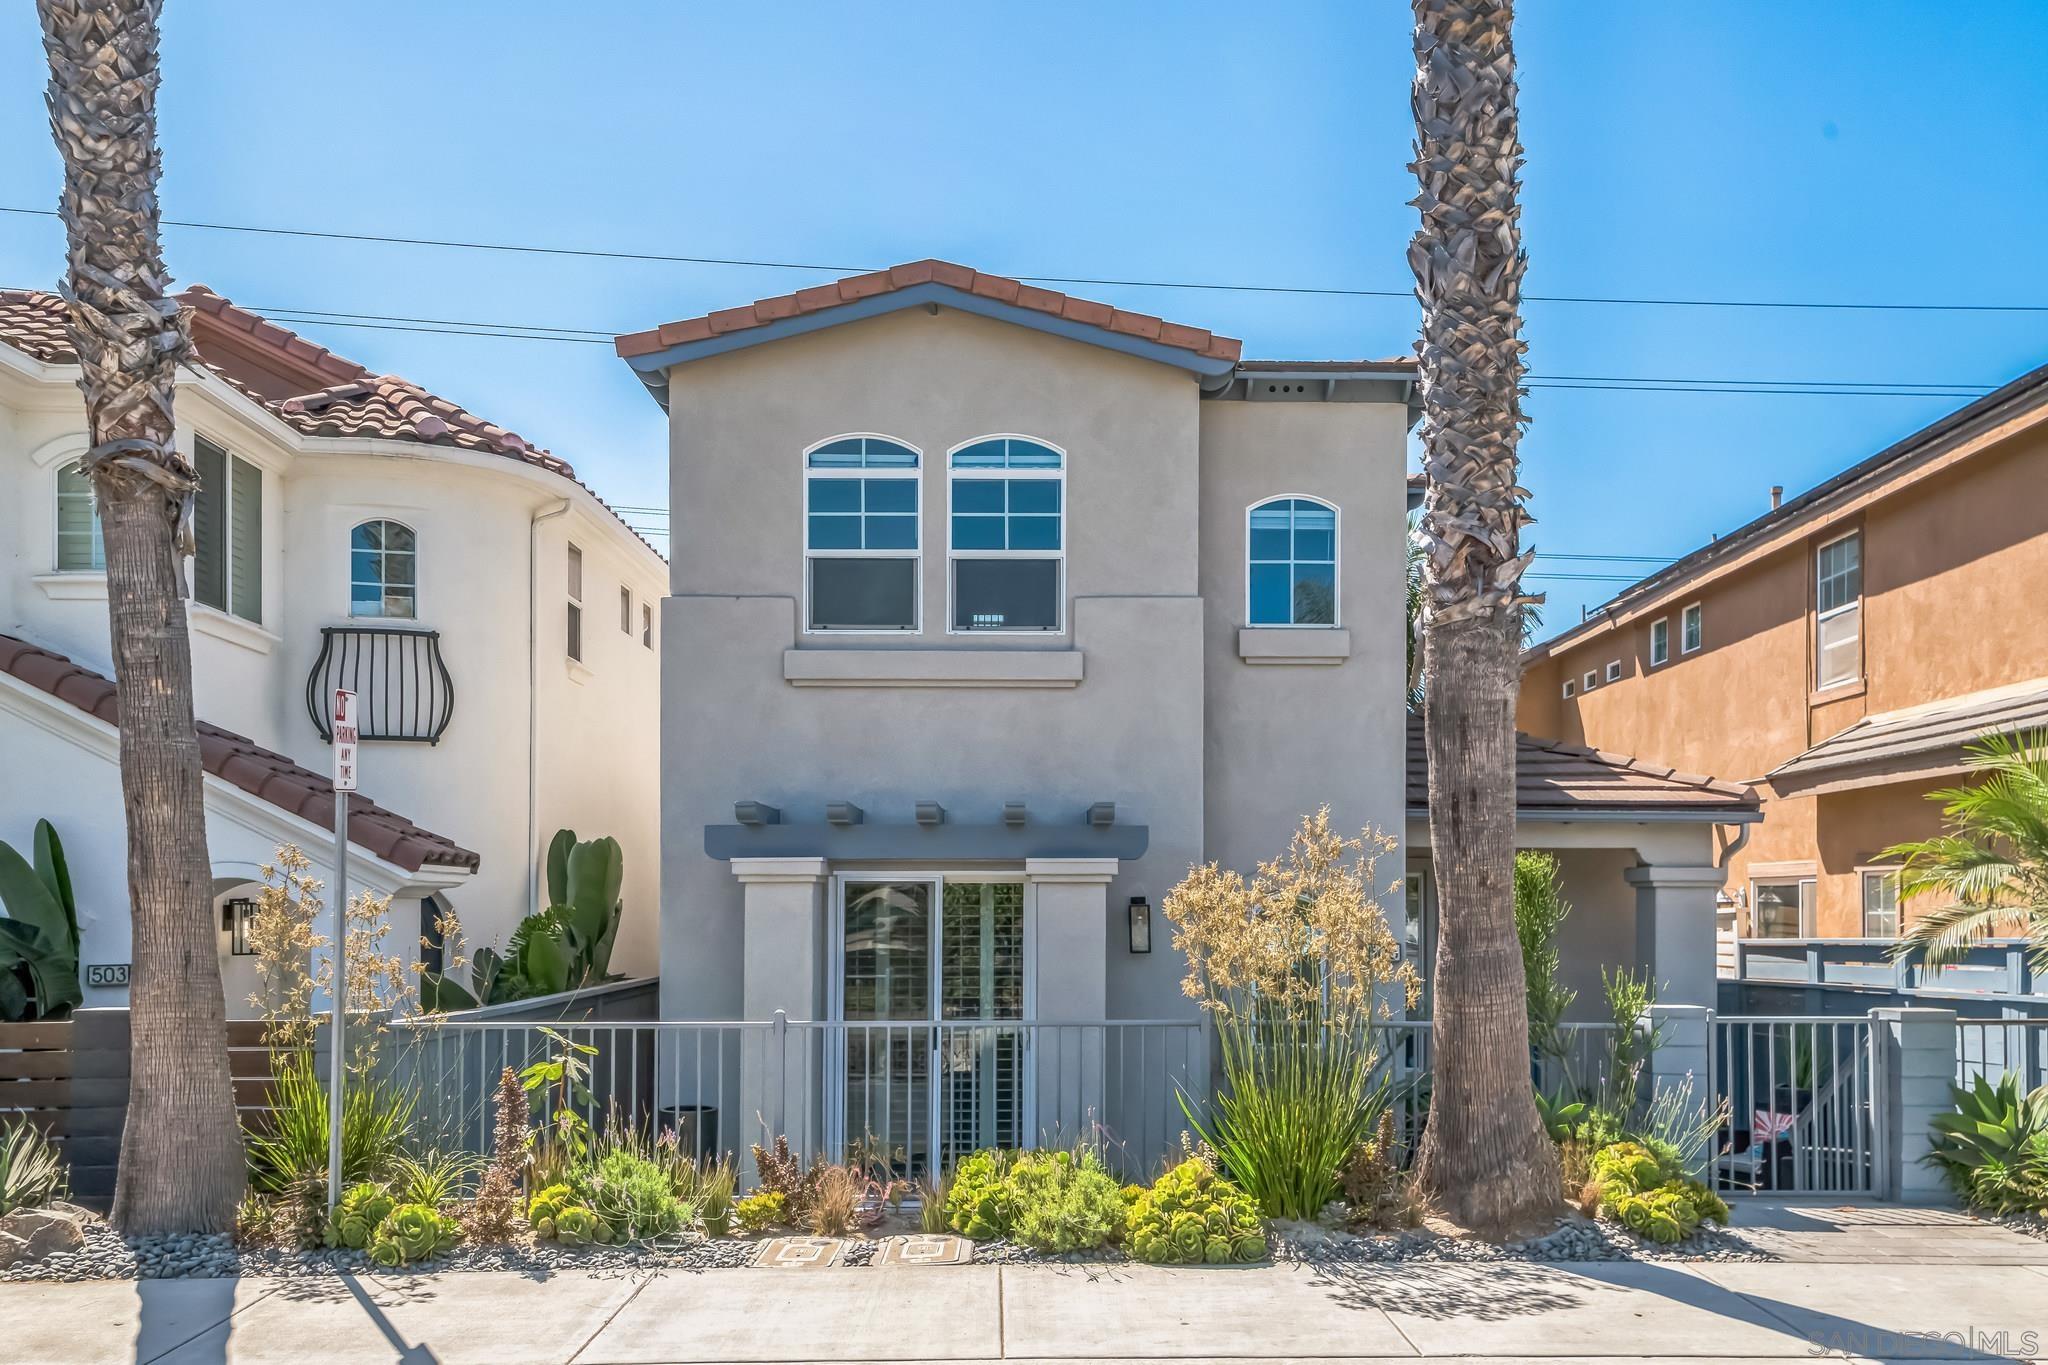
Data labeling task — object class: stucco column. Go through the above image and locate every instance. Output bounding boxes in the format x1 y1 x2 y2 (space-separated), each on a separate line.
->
1872 1006 1959 1204
1643 1003 1714 1178
1624 864 1727 1009
732 857 828 1164
1026 858 1115 1146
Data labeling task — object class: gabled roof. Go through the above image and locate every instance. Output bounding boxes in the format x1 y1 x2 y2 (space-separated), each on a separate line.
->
1405 714 1759 820
614 259 1244 406
0 633 478 873
1526 358 2048 662
1768 675 2048 797
0 287 650 556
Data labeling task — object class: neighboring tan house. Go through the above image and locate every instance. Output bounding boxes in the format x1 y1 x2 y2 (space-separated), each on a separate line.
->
0 287 665 1015
611 259 1755 1172
1518 360 2048 951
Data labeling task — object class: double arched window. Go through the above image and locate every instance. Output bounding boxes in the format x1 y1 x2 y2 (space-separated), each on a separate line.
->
1247 496 1338 626
54 460 104 572
948 436 1064 633
350 519 418 618
804 435 920 631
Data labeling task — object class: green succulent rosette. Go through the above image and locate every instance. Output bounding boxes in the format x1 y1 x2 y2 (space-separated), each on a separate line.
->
1230 1231 1267 1263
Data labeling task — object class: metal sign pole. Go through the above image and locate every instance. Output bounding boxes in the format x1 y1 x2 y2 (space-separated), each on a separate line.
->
328 688 358 1213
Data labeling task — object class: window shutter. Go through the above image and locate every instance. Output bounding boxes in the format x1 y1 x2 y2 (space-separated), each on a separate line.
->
229 454 263 623
193 438 227 609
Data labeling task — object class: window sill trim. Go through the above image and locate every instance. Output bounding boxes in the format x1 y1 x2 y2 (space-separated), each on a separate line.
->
32 572 108 602
783 648 1084 689
1237 627 1351 666
189 604 279 655
566 658 594 687
1808 679 1867 706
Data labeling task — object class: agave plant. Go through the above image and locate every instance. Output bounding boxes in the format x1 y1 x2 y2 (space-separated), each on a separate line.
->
0 820 83 1021
1926 1073 2048 1214
0 1115 67 1216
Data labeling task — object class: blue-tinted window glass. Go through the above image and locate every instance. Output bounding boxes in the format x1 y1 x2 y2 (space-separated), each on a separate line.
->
865 480 916 513
1006 441 1061 469
953 480 1005 514
1009 480 1059 514
950 438 1063 469
953 516 1006 550
351 549 380 583
809 515 861 550
1292 503 1335 561
808 437 919 469
952 440 1007 468
1249 564 1291 625
809 478 861 513
1009 516 1060 551
865 515 917 550
1292 564 1337 625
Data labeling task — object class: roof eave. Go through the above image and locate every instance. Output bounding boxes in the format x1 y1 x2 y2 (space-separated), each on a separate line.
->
619 282 1239 410
1407 803 1762 824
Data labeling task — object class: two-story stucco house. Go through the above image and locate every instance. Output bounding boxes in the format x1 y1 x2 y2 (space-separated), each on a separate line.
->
1 287 666 1015
612 260 1756 1171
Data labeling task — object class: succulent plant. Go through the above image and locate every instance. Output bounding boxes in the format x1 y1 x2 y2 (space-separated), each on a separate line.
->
1126 1158 1266 1265
367 1203 460 1267
324 1182 395 1250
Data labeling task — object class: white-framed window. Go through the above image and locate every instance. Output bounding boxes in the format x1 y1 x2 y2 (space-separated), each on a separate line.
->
1750 878 1815 939
193 436 262 624
642 602 653 649
1246 495 1339 627
1649 617 1670 667
1561 678 1575 699
1681 601 1703 654
54 459 105 572
806 435 921 633
566 542 584 662
1860 869 1900 938
1605 659 1623 683
1816 530 1862 689
348 519 416 619
948 436 1064 633
620 584 633 634
1582 669 1598 692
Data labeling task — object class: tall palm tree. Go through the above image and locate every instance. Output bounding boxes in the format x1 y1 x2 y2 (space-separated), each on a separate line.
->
1406 0 1561 1236
40 0 244 1232
1890 730 2048 973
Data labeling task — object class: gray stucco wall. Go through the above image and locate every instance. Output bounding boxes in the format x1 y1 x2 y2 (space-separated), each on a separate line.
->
656 307 1409 1023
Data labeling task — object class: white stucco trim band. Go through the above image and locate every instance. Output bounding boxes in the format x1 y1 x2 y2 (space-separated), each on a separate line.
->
729 857 831 885
1623 865 1729 890
1023 857 1119 884
782 648 1084 688
1237 627 1352 666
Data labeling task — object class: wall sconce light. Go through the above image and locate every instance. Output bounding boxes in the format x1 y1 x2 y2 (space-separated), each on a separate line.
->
1127 896 1152 954
224 898 257 956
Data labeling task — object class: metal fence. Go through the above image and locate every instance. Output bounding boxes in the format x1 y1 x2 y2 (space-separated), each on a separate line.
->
383 1015 1207 1182
1956 1017 2048 1090
1708 1015 1881 1196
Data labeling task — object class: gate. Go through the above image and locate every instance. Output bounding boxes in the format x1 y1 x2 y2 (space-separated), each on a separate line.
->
1709 1014 1882 1196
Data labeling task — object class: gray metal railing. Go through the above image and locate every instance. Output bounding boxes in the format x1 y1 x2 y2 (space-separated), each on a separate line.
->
1956 1017 2048 1090
1709 1015 1880 1196
1733 937 2042 999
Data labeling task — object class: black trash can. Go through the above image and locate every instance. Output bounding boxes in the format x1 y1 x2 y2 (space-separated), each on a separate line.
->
658 1105 720 1161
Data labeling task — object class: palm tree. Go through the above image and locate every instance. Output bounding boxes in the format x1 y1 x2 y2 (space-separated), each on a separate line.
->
40 0 244 1232
1406 0 1561 1236
1890 730 2048 973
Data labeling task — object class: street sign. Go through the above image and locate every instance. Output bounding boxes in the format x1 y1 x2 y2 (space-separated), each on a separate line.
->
333 688 359 791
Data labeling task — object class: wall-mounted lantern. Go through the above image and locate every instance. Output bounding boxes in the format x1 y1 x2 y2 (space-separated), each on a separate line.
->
1127 896 1152 954
223 897 258 956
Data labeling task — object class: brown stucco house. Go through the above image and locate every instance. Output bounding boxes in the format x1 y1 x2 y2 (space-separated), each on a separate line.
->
1517 360 2048 949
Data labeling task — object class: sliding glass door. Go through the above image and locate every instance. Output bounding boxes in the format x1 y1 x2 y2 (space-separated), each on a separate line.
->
835 876 1025 1176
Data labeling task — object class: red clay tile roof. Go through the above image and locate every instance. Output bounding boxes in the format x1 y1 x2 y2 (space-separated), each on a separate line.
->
0 287 651 554
614 259 1243 364
0 633 479 873
1405 713 1757 815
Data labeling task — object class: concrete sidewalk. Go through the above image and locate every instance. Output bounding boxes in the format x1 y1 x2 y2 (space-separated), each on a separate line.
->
9 1257 2048 1365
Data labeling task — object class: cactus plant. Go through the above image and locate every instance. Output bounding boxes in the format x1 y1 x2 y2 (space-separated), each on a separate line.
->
420 829 625 1009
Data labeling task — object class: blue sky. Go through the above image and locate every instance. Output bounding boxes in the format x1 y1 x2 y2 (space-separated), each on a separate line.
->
3 2 2044 635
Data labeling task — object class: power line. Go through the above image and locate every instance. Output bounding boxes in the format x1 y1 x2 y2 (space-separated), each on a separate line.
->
6 204 2048 313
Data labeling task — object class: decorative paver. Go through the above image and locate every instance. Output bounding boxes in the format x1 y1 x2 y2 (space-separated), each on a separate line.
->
750 1236 845 1269
873 1233 972 1266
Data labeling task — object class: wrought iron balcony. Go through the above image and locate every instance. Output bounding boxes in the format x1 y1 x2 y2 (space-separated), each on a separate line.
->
306 625 454 744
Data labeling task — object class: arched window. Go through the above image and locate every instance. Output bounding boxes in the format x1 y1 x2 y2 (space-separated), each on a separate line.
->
1247 496 1338 626
804 436 920 631
948 436 1064 633
54 460 104 572
350 519 418 618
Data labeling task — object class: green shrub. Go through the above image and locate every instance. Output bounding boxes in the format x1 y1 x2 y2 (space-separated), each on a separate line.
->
1587 1140 1727 1243
325 1182 396 1249
244 1055 413 1193
581 1146 689 1242
1126 1157 1266 1265
1002 1150 1126 1253
392 1149 481 1208
1926 1074 2048 1214
0 1115 66 1216
696 1157 737 1237
367 1202 461 1267
943 1149 1015 1240
734 1190 785 1233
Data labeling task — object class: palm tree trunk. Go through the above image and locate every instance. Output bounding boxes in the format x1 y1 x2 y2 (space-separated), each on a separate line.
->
40 0 244 1233
1406 0 1561 1237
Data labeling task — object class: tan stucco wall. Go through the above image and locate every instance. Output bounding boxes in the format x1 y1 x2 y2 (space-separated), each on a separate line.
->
1517 421 2048 940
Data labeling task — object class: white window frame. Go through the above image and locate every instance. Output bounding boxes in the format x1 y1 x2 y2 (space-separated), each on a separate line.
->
1582 669 1598 692
1749 877 1816 939
566 542 584 662
1244 494 1341 629
946 434 1066 637
1561 678 1575 699
53 459 106 573
1815 529 1863 690
1605 659 1623 683
347 518 419 620
620 584 633 634
1649 616 1670 667
642 602 653 650
803 433 923 636
1859 867 1901 939
1681 601 1703 654
190 434 263 626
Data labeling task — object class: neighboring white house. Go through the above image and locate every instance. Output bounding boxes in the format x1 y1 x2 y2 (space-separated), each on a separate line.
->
0 287 665 1015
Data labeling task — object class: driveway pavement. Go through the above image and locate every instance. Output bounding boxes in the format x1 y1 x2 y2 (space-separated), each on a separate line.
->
7 1204 2048 1365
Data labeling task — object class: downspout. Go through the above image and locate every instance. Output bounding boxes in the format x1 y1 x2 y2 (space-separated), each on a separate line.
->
528 497 572 918
1716 820 1755 942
